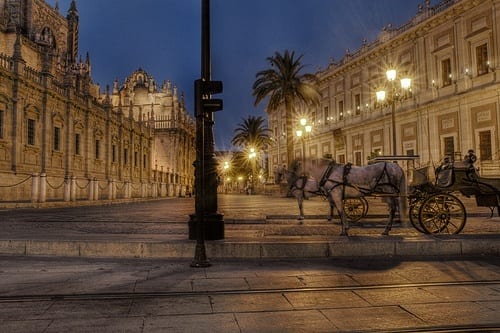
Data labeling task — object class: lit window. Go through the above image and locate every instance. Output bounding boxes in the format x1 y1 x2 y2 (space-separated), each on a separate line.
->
479 130 492 160
441 58 452 86
476 43 488 76
354 94 361 115
443 136 454 157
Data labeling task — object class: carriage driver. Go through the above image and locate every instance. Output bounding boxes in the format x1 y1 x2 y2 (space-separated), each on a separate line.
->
464 149 477 165
463 149 479 179
435 155 453 174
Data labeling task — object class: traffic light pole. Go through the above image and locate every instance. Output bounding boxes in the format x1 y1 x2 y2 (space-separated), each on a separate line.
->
190 0 224 267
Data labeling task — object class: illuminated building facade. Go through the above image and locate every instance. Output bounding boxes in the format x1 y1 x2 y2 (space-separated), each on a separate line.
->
0 0 194 202
268 0 499 180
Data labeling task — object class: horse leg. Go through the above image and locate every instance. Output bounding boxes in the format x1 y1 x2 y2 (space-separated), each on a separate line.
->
330 195 348 236
382 197 397 235
297 195 305 221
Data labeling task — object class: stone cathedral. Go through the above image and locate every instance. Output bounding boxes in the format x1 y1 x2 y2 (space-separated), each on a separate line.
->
0 0 195 202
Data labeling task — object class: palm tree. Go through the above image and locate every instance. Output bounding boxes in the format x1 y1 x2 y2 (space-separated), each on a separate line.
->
253 50 320 168
231 116 271 193
231 115 271 150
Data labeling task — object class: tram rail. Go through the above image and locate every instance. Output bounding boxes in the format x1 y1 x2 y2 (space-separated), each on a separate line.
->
0 279 498 302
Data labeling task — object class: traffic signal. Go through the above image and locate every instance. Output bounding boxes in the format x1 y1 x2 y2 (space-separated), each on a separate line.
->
195 79 223 116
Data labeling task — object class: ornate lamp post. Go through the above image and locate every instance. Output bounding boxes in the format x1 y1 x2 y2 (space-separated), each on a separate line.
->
376 69 411 156
296 118 312 170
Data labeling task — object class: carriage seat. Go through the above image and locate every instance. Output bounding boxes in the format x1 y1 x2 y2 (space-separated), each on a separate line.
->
435 168 454 188
435 157 454 188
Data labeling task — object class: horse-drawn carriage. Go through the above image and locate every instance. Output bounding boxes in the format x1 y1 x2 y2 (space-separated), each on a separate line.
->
276 150 500 236
408 153 500 235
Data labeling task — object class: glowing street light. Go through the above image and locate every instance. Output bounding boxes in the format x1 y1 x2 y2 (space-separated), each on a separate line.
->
296 118 312 170
376 68 411 156
248 147 257 194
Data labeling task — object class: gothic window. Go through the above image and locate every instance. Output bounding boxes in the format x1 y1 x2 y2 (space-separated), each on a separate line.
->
134 151 138 167
95 139 100 160
0 110 4 139
124 148 128 165
54 127 60 151
476 43 489 76
479 130 492 160
143 154 147 168
75 133 81 155
441 58 452 86
27 119 35 145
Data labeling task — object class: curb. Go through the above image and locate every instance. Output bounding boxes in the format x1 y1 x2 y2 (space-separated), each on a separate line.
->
0 235 498 259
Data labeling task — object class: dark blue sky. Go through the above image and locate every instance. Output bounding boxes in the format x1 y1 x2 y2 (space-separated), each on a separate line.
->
55 0 432 149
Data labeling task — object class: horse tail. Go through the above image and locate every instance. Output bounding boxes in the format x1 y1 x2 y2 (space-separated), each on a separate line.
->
398 166 408 222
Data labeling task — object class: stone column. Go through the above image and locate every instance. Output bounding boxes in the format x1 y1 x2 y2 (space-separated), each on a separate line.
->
31 173 39 203
70 176 76 201
93 178 99 201
63 175 71 202
108 179 113 200
88 177 94 201
39 173 47 203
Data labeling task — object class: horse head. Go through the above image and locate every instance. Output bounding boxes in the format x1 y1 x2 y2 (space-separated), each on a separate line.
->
274 166 284 184
290 159 302 174
274 163 301 186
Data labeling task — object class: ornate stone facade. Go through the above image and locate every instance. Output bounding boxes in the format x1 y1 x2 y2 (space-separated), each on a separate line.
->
268 0 500 180
0 0 194 202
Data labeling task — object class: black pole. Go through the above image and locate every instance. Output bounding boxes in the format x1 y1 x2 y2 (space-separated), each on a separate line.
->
201 0 210 80
190 0 224 267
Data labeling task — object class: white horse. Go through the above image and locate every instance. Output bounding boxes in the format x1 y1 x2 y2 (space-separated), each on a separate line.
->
277 159 407 236
276 164 335 222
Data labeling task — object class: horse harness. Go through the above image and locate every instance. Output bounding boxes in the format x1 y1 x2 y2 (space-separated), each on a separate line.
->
319 161 400 197
288 174 323 197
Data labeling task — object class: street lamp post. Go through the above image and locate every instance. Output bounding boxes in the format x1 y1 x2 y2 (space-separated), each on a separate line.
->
248 147 257 194
296 118 312 171
376 69 411 156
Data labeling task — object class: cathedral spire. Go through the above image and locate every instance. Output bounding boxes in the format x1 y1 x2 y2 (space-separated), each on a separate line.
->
66 0 79 64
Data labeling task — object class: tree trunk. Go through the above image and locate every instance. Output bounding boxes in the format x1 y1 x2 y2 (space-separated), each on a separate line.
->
284 99 294 169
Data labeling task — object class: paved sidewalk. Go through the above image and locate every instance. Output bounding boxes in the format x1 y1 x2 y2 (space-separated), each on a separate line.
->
0 256 498 332
0 194 498 259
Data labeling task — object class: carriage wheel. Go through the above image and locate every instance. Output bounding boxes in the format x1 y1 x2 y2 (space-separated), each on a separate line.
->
409 198 426 233
343 197 367 222
419 193 467 234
